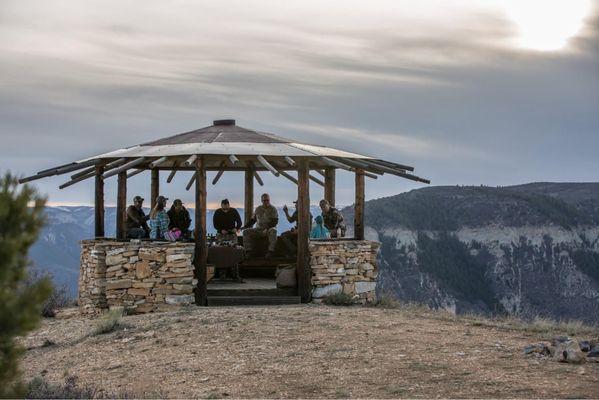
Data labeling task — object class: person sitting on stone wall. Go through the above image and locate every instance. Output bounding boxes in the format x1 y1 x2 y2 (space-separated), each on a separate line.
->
126 195 149 239
167 199 191 238
213 198 242 244
149 195 170 240
242 193 278 258
319 199 346 238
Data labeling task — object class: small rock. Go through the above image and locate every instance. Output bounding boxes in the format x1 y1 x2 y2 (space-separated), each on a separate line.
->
523 343 550 356
552 336 571 346
579 341 591 352
554 340 586 364
587 347 599 358
455 352 466 356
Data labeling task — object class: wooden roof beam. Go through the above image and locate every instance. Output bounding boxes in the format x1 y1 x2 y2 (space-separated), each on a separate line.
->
257 155 280 177
372 159 414 172
19 159 100 184
309 174 324 187
185 155 197 166
361 160 429 183
103 157 146 179
186 173 196 191
149 156 169 169
320 156 354 172
59 170 96 189
229 155 239 165
167 161 179 183
127 168 145 179
212 161 227 185
277 169 298 185
284 156 295 166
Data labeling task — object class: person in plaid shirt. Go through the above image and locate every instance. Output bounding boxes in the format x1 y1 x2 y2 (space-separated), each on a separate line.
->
149 195 170 240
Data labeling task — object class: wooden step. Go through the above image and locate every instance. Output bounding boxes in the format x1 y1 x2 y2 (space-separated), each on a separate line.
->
207 296 301 306
208 288 297 297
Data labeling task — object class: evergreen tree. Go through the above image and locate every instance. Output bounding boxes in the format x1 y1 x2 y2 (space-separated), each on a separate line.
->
0 173 52 398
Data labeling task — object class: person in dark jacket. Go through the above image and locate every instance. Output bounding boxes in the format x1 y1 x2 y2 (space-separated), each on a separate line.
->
167 199 191 238
213 198 242 243
126 195 149 239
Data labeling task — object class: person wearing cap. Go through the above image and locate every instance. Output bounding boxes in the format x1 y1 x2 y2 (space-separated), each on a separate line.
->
126 195 149 239
242 193 279 258
280 200 313 255
213 198 242 244
148 195 170 240
168 199 191 238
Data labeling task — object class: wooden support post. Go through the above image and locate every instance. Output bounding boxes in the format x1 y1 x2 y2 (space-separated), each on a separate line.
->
194 156 208 306
151 169 159 209
297 159 311 303
94 165 104 238
244 168 254 226
354 168 365 240
116 172 127 239
324 167 336 207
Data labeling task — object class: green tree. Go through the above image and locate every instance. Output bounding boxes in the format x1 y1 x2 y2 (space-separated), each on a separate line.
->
0 173 52 398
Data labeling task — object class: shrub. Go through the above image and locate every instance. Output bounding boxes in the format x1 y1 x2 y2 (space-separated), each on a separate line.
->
373 293 401 309
27 268 74 317
323 292 355 306
93 307 124 335
26 376 99 399
0 173 52 398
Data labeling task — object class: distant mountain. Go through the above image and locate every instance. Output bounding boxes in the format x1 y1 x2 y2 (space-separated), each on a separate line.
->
343 183 599 323
30 205 320 296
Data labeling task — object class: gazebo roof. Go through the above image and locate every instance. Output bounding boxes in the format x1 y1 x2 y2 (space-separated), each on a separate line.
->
82 119 371 161
20 119 430 186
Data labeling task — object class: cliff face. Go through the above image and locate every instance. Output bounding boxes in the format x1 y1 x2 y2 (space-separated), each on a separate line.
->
347 183 599 323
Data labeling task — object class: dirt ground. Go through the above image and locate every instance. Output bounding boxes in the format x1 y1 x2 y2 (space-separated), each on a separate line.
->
21 305 599 399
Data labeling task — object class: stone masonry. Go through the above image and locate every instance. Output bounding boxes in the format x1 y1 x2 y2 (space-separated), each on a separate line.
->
80 239 381 313
79 240 197 314
309 240 379 304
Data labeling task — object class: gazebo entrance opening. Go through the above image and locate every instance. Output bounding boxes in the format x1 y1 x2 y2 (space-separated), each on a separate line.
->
20 119 428 310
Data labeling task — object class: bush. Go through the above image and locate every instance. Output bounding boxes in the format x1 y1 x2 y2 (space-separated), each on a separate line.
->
373 293 401 309
0 173 52 397
323 292 355 306
93 307 124 335
26 376 99 399
27 269 74 317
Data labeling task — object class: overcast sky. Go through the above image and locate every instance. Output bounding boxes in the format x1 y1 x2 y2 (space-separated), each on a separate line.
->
1 0 598 208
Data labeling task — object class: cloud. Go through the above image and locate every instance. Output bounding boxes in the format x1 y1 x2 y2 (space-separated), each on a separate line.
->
0 0 598 207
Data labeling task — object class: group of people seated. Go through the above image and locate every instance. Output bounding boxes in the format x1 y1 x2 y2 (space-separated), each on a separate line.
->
125 192 346 258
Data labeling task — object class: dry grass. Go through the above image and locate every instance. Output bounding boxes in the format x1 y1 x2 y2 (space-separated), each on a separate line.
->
20 305 599 399
92 307 124 335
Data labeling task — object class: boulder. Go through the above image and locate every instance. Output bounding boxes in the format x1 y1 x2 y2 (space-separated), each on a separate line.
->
355 281 377 294
165 295 194 305
312 283 342 298
554 340 586 364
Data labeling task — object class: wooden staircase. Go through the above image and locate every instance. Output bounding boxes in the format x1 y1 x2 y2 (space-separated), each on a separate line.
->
207 287 301 306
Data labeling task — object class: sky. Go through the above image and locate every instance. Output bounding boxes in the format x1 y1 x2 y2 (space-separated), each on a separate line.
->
1 0 598 208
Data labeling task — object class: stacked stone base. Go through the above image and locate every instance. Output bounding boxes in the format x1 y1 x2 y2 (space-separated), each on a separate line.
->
79 240 197 315
105 243 196 314
310 240 379 304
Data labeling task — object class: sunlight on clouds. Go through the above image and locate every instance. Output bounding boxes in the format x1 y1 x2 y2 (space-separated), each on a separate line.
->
503 0 592 51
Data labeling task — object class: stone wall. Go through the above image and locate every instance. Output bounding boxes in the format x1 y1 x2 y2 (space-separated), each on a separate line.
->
309 240 380 304
79 240 196 314
80 239 381 314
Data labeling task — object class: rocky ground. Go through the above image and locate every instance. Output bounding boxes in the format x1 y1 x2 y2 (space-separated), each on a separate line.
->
21 304 599 399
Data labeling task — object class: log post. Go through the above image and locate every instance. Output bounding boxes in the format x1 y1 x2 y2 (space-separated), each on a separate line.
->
297 159 311 303
324 167 336 207
116 171 127 239
151 169 159 209
194 156 208 306
354 168 365 240
94 165 105 238
244 168 254 225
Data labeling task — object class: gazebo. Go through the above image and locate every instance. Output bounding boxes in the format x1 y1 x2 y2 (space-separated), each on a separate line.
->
20 119 429 307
